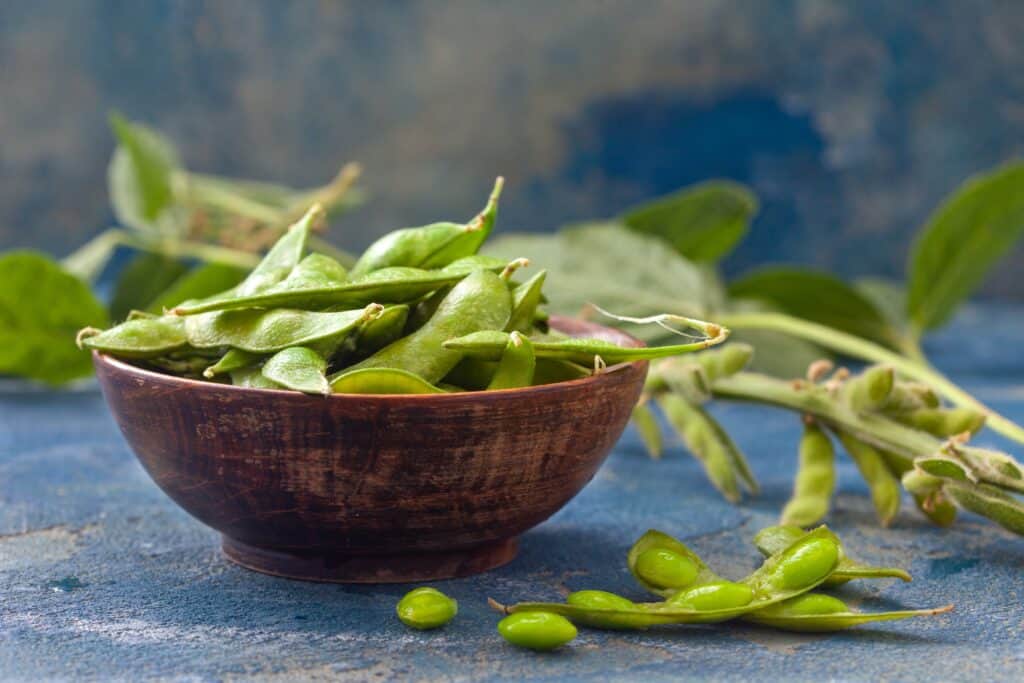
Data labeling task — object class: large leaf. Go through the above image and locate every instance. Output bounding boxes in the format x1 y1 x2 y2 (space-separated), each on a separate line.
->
148 262 248 313
109 252 190 321
622 180 758 262
487 223 721 342
0 251 108 384
108 113 184 235
907 161 1024 333
728 267 899 349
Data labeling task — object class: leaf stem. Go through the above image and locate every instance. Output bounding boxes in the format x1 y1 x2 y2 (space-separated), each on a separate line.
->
717 312 1024 445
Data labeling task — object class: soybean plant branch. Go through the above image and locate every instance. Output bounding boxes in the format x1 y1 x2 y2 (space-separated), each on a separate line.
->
716 312 1024 446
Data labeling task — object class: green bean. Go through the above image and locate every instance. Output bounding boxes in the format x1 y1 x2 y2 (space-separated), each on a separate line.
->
396 587 458 630
443 318 729 364
667 581 754 611
404 285 452 333
842 365 894 412
337 269 512 384
329 367 446 395
77 316 188 359
566 590 637 611
487 332 536 390
261 347 329 395
496 527 841 628
276 252 347 288
203 348 263 379
656 393 757 502
185 304 380 354
351 178 503 277
232 204 320 297
836 431 902 527
171 256 508 315
506 269 547 333
744 593 952 632
627 529 719 598
497 611 577 651
753 525 911 585
631 403 663 459
780 420 836 527
892 407 987 438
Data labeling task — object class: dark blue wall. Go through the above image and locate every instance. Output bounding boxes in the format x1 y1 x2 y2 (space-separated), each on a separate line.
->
2 1 1022 297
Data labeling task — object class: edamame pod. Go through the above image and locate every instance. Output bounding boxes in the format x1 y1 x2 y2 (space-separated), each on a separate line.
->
901 468 959 527
667 581 754 611
337 269 512 384
780 420 836 527
745 593 952 632
443 322 729 365
261 347 329 395
627 529 720 598
229 366 284 390
352 178 503 276
78 316 188 359
842 365 894 412
892 407 987 438
531 359 592 385
277 252 348 288
837 431 902 527
329 367 446 395
497 527 842 628
203 348 263 379
692 343 754 383
232 204 320 297
753 525 911 585
631 403 663 459
506 269 547 333
347 304 410 358
487 332 536 390
185 304 381 354
171 257 508 315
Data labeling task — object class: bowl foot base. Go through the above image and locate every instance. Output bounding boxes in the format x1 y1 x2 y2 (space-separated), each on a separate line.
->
221 536 519 583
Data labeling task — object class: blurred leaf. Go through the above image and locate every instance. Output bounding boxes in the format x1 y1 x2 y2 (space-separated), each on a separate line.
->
0 251 108 384
728 267 898 349
487 223 722 342
148 262 248 313
854 277 910 339
109 252 189 322
622 180 758 262
907 161 1024 334
108 113 184 235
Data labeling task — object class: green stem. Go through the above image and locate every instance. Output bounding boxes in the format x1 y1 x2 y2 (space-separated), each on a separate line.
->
180 174 284 224
717 312 1024 446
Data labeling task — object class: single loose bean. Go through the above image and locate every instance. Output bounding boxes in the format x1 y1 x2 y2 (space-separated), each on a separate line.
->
497 611 577 651
396 587 458 630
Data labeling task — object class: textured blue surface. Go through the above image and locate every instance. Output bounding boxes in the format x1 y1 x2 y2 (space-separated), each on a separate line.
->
2 307 1023 682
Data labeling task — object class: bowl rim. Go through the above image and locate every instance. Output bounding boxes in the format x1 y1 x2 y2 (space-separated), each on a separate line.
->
92 316 648 403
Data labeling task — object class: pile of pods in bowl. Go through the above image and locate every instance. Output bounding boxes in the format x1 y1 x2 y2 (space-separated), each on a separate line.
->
78 179 727 395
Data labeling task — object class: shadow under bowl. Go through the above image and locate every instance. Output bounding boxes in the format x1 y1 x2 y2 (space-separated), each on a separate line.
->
93 316 646 583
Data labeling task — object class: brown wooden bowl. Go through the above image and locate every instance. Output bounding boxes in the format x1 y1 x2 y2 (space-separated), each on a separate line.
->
93 316 646 583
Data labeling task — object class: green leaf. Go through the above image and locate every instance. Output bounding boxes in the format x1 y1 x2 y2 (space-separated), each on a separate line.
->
147 262 248 313
728 267 898 349
108 113 184 235
486 223 722 342
622 180 758 262
854 277 910 338
907 161 1024 334
109 252 189 321
0 251 108 384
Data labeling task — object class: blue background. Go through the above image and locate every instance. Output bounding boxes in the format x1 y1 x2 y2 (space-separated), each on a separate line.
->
1 0 1023 295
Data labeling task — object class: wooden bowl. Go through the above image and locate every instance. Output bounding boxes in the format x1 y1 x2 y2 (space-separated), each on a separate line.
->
93 316 646 583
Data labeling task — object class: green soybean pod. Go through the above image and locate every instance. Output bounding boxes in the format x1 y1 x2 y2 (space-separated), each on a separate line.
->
487 332 536 390
749 528 909 585
566 590 637 611
692 343 754 383
203 348 263 379
261 347 329 395
745 594 952 633
531 359 591 385
329 367 447 395
497 611 577 651
506 269 547 333
631 403 663 459
77 316 188 359
780 419 836 527
348 304 410 358
185 305 380 354
352 178 503 277
667 581 754 611
842 365 894 412
396 587 458 630
942 480 1024 535
627 529 720 597
880 381 941 413
442 358 499 390
278 252 348 288
760 530 840 592
892 407 987 438
233 204 320 297
753 525 911 585
341 269 512 384
837 432 902 527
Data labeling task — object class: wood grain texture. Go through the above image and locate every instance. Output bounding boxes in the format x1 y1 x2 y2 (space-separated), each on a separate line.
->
93 316 646 582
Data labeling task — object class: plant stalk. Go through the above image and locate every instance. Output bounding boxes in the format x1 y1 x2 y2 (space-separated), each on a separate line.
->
717 312 1024 445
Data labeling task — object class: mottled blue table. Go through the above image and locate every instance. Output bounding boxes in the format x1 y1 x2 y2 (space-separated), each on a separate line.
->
2 306 1022 682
